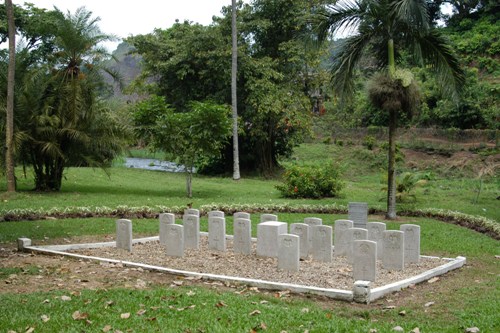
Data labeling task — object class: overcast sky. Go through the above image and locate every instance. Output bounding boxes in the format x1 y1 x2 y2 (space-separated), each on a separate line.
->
13 0 245 51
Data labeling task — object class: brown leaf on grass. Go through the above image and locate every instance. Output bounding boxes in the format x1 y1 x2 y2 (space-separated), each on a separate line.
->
25 328 35 333
424 301 435 307
136 309 146 316
325 313 332 319
41 314 50 322
120 313 130 319
145 317 157 321
260 322 267 330
249 310 261 316
215 301 228 308
411 328 421 333
102 325 112 332
274 290 290 298
60 295 72 301
72 311 89 320
428 277 440 284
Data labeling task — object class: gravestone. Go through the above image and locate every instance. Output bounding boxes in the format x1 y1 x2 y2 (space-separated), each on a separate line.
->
290 223 310 259
353 240 377 282
348 202 368 229
233 218 252 255
400 224 420 264
334 219 354 257
278 234 300 272
208 210 225 218
116 219 132 252
382 230 405 270
234 212 250 220
260 214 278 223
367 222 386 260
165 224 184 257
304 217 322 249
184 208 200 218
209 217 226 251
311 225 333 262
256 221 287 257
346 228 368 264
184 214 200 249
159 213 175 246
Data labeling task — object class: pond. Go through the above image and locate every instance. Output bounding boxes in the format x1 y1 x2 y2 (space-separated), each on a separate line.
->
124 158 192 173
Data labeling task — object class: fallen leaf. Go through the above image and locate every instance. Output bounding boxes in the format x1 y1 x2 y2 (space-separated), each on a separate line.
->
61 295 72 301
465 328 480 333
428 277 440 284
260 322 267 330
424 301 435 307
172 280 183 286
41 314 50 322
411 328 421 333
120 313 130 319
325 313 332 319
25 328 35 333
136 309 146 316
145 317 157 321
42 299 50 304
301 308 309 313
383 305 396 310
186 291 196 296
369 329 378 333
260 300 268 304
150 306 161 311
102 325 112 332
105 300 114 308
399 310 406 316
249 310 261 316
392 326 404 332
72 311 89 320
215 301 228 308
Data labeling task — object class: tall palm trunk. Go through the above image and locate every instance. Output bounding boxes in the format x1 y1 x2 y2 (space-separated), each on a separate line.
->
5 0 16 192
231 0 241 180
386 38 397 219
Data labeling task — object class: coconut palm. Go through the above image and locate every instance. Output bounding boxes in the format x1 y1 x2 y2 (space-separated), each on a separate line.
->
313 0 465 218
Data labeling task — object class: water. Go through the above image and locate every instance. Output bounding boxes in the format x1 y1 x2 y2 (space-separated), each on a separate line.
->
124 158 192 173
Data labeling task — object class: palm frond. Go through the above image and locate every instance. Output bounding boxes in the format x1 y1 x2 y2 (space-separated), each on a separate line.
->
391 0 429 31
312 0 364 43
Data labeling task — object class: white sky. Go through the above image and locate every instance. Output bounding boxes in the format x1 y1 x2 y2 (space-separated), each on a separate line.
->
13 0 244 51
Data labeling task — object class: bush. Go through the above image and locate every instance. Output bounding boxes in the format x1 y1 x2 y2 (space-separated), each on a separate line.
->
363 135 376 150
276 162 344 199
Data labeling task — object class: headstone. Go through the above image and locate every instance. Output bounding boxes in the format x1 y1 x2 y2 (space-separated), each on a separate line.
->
165 224 184 257
260 214 278 223
278 234 300 272
209 217 226 251
116 219 132 252
234 212 250 220
290 223 310 259
183 214 200 249
304 217 322 249
367 222 386 260
346 228 368 264
353 240 377 282
208 210 225 218
233 218 252 255
348 202 368 229
400 224 421 264
334 219 354 257
159 213 175 246
256 221 287 257
311 225 333 262
382 230 405 270
184 208 200 218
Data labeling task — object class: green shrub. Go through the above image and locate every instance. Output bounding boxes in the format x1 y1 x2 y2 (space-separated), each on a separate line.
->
276 162 344 199
363 135 376 150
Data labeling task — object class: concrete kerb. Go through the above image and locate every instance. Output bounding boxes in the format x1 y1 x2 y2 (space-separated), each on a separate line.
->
18 237 465 303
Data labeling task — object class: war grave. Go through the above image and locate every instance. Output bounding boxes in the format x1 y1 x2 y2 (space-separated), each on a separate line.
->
17 204 466 304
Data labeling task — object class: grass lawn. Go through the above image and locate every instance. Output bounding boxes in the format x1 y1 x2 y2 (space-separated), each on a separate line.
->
0 142 498 332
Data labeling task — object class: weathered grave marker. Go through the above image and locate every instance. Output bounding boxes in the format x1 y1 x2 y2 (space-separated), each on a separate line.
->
346 228 368 264
165 224 184 257
159 213 175 246
311 225 333 262
353 240 377 282
256 221 287 257
260 214 278 223
208 210 225 218
348 202 368 229
382 230 405 270
233 218 252 255
233 212 250 220
184 208 200 218
209 217 226 251
334 219 354 257
278 234 300 272
367 222 386 260
116 219 132 252
400 224 420 264
290 223 310 259
184 214 200 249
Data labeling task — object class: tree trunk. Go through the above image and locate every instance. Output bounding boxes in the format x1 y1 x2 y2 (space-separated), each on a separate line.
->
5 0 16 192
186 167 193 198
231 0 241 180
386 109 397 219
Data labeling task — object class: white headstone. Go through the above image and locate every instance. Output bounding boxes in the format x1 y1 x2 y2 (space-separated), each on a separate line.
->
183 214 200 249
303 217 322 226
400 224 420 264
208 210 225 218
234 212 251 220
334 219 354 257
382 230 405 270
367 222 386 260
278 234 300 272
346 228 368 264
184 208 200 217
165 224 184 257
353 240 377 282
233 218 252 255
260 214 278 223
116 219 132 252
159 213 175 246
209 217 226 251
256 221 287 257
290 223 310 259
311 225 333 262
348 202 368 229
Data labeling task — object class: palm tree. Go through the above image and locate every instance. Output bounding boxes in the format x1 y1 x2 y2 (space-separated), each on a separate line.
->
231 0 241 180
5 0 16 192
313 0 464 218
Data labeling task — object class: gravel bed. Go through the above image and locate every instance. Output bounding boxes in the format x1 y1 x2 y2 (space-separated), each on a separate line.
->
72 237 447 290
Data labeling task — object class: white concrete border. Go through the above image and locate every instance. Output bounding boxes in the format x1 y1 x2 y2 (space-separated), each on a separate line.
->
19 236 465 303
